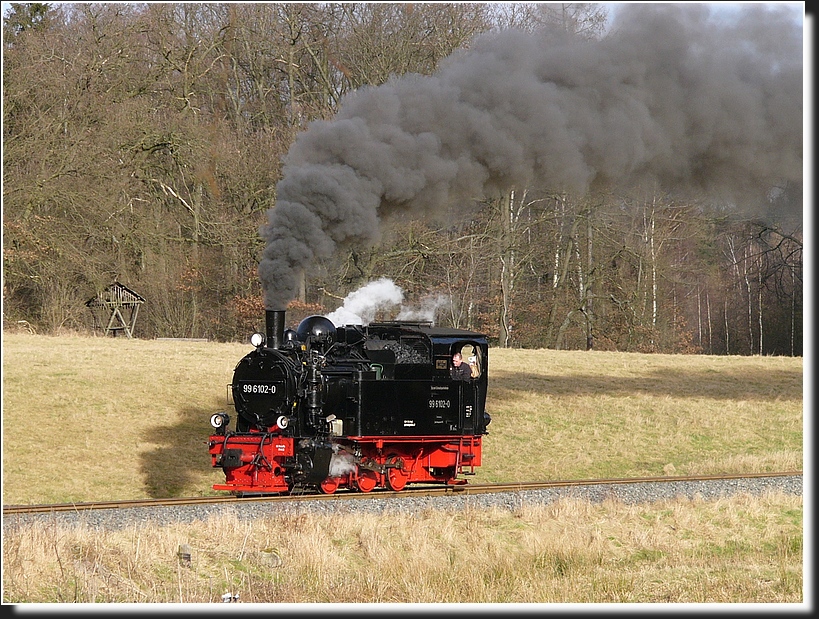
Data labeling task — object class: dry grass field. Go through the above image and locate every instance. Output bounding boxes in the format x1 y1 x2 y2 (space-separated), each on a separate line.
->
484 347 803 482
2 332 802 504
3 492 802 604
2 332 804 604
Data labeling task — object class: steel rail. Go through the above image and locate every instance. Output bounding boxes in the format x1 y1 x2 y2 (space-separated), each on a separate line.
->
2 470 802 516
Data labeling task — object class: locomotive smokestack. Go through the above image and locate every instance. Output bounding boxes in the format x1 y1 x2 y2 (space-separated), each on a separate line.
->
266 310 286 349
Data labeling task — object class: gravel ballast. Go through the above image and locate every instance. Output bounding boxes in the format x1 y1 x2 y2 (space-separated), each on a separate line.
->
3 475 802 532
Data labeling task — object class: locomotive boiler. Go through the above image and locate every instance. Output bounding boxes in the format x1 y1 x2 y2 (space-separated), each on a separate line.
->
208 309 491 494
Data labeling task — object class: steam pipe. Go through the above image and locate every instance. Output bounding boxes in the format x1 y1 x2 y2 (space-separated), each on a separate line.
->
307 353 323 427
266 309 286 349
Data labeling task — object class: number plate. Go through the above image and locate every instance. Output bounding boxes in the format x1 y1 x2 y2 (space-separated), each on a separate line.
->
238 383 277 395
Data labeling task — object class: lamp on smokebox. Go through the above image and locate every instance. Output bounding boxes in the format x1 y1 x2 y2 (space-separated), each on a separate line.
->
210 412 230 435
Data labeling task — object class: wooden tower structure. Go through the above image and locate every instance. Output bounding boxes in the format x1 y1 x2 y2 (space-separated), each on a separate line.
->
86 282 145 338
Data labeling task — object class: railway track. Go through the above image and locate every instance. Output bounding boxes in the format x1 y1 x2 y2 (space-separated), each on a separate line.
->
3 470 802 516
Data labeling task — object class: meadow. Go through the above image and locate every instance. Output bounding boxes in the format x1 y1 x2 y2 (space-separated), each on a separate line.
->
1 332 802 503
1 332 804 604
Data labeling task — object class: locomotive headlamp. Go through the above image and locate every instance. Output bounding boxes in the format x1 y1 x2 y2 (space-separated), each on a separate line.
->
276 415 289 429
210 412 230 431
250 332 264 348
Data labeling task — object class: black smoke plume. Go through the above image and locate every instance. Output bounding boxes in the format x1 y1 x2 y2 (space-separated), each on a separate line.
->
259 3 803 309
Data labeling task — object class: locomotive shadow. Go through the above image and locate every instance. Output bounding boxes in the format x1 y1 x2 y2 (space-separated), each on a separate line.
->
489 366 802 402
138 402 223 498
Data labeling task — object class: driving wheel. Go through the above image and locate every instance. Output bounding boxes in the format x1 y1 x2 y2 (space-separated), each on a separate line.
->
386 455 408 491
319 477 339 494
355 469 378 493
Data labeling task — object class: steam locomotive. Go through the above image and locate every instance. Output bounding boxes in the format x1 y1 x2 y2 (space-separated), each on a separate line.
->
207 310 491 494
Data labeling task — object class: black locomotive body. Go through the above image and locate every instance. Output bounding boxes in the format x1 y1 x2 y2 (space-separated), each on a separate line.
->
208 310 490 494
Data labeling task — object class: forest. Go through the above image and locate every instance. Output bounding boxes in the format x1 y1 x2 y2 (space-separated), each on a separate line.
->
2 3 803 354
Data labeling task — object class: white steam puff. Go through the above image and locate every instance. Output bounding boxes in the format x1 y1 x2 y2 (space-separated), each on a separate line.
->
395 293 450 323
259 4 802 309
327 451 357 478
324 279 450 326
325 278 403 326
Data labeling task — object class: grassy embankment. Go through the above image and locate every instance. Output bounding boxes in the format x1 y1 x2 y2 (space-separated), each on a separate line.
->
2 332 803 603
1 333 802 503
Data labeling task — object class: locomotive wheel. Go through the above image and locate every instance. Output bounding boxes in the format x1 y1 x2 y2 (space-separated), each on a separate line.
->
355 470 378 493
319 477 339 494
385 455 408 492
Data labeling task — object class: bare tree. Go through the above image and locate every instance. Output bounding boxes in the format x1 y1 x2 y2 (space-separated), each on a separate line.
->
333 3 492 88
2 3 802 353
